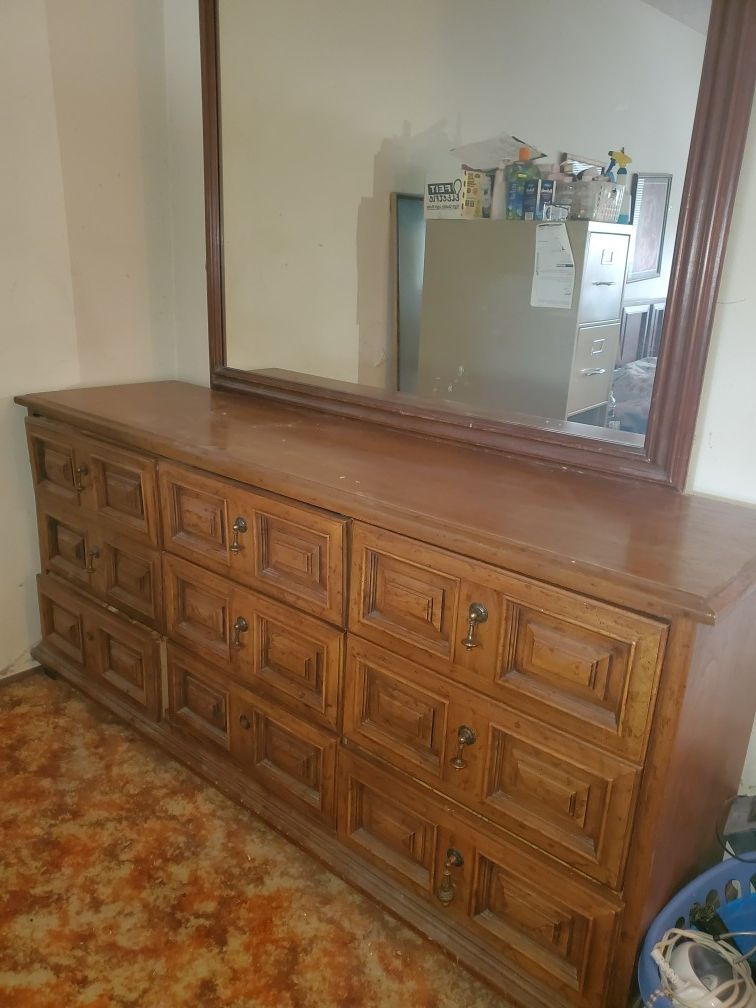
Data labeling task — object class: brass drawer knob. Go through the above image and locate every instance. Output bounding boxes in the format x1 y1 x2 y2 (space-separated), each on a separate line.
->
85 547 100 573
230 516 248 553
73 464 89 493
461 602 488 650
239 713 251 731
231 615 249 649
450 725 477 770
436 848 464 906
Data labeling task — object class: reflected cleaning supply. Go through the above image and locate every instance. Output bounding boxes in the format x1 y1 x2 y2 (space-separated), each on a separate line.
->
506 147 539 220
611 149 633 224
490 159 510 219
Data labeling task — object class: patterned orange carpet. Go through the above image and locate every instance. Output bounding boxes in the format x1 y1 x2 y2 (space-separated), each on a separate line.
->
0 673 503 1008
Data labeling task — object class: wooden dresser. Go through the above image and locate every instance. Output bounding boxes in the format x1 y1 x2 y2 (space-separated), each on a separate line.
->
15 381 756 1008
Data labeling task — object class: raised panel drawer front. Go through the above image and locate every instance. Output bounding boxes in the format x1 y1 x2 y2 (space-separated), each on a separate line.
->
37 573 88 673
337 750 621 1007
27 418 160 545
37 503 162 630
230 689 337 826
344 637 638 887
350 523 666 761
454 827 622 1007
26 418 84 507
36 573 161 720
167 645 232 752
164 554 342 730
158 461 346 625
80 436 160 546
87 601 161 721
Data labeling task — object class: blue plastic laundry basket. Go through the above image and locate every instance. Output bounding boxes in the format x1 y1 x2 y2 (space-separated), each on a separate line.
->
638 857 756 1007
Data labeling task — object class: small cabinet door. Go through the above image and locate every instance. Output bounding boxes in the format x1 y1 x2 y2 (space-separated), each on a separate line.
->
158 460 346 625
350 522 666 762
36 573 161 721
337 749 622 1008
81 436 160 546
26 418 86 507
231 690 337 826
167 645 233 752
37 503 162 630
163 554 342 730
344 637 639 887
87 603 161 720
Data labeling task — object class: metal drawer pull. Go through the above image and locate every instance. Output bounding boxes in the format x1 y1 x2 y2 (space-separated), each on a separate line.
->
73 464 89 493
592 280 616 286
230 516 248 553
85 548 100 573
436 848 465 906
450 725 477 769
231 615 249 649
580 368 607 376
461 602 488 650
239 713 251 731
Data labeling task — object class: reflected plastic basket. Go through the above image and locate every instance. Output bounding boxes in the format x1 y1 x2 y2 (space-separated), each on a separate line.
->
637 856 756 1008
571 180 624 223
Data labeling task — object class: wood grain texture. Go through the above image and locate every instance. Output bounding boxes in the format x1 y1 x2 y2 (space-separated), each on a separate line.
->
344 636 638 888
37 573 162 721
19 387 756 1007
164 553 343 730
16 381 756 624
159 459 346 626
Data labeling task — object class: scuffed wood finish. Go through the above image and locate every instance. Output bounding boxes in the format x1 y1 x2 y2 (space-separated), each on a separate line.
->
18 383 756 1008
344 637 638 888
351 523 666 762
167 644 338 826
163 554 343 731
338 748 622 1008
159 460 346 626
38 502 162 630
27 417 160 546
37 574 161 721
18 381 756 622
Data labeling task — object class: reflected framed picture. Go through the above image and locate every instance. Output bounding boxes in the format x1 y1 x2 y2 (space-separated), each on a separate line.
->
627 173 672 282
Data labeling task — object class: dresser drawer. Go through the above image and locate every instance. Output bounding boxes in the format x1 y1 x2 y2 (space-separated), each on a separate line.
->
159 461 346 625
38 502 163 630
350 524 666 761
167 645 337 825
164 554 342 731
338 749 622 1008
37 573 162 720
344 637 638 887
27 418 160 545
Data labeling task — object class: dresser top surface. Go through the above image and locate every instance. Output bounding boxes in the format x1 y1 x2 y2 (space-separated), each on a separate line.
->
16 380 756 623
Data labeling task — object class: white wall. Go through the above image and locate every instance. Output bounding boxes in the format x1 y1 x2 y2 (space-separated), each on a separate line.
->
0 0 183 671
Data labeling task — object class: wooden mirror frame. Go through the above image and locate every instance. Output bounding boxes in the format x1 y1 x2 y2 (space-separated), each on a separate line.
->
200 0 756 491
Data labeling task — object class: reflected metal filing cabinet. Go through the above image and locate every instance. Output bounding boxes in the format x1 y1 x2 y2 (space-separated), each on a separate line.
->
417 220 634 422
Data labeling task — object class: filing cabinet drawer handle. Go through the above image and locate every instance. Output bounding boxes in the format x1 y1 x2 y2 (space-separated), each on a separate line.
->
231 615 249 649
461 602 488 649
592 280 617 286
85 548 100 573
230 516 248 553
450 725 477 769
73 464 89 493
580 368 607 376
436 848 465 906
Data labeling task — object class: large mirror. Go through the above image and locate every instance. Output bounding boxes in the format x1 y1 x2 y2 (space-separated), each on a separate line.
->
201 0 756 489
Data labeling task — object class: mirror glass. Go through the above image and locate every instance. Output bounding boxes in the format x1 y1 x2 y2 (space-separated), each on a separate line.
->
219 0 710 445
